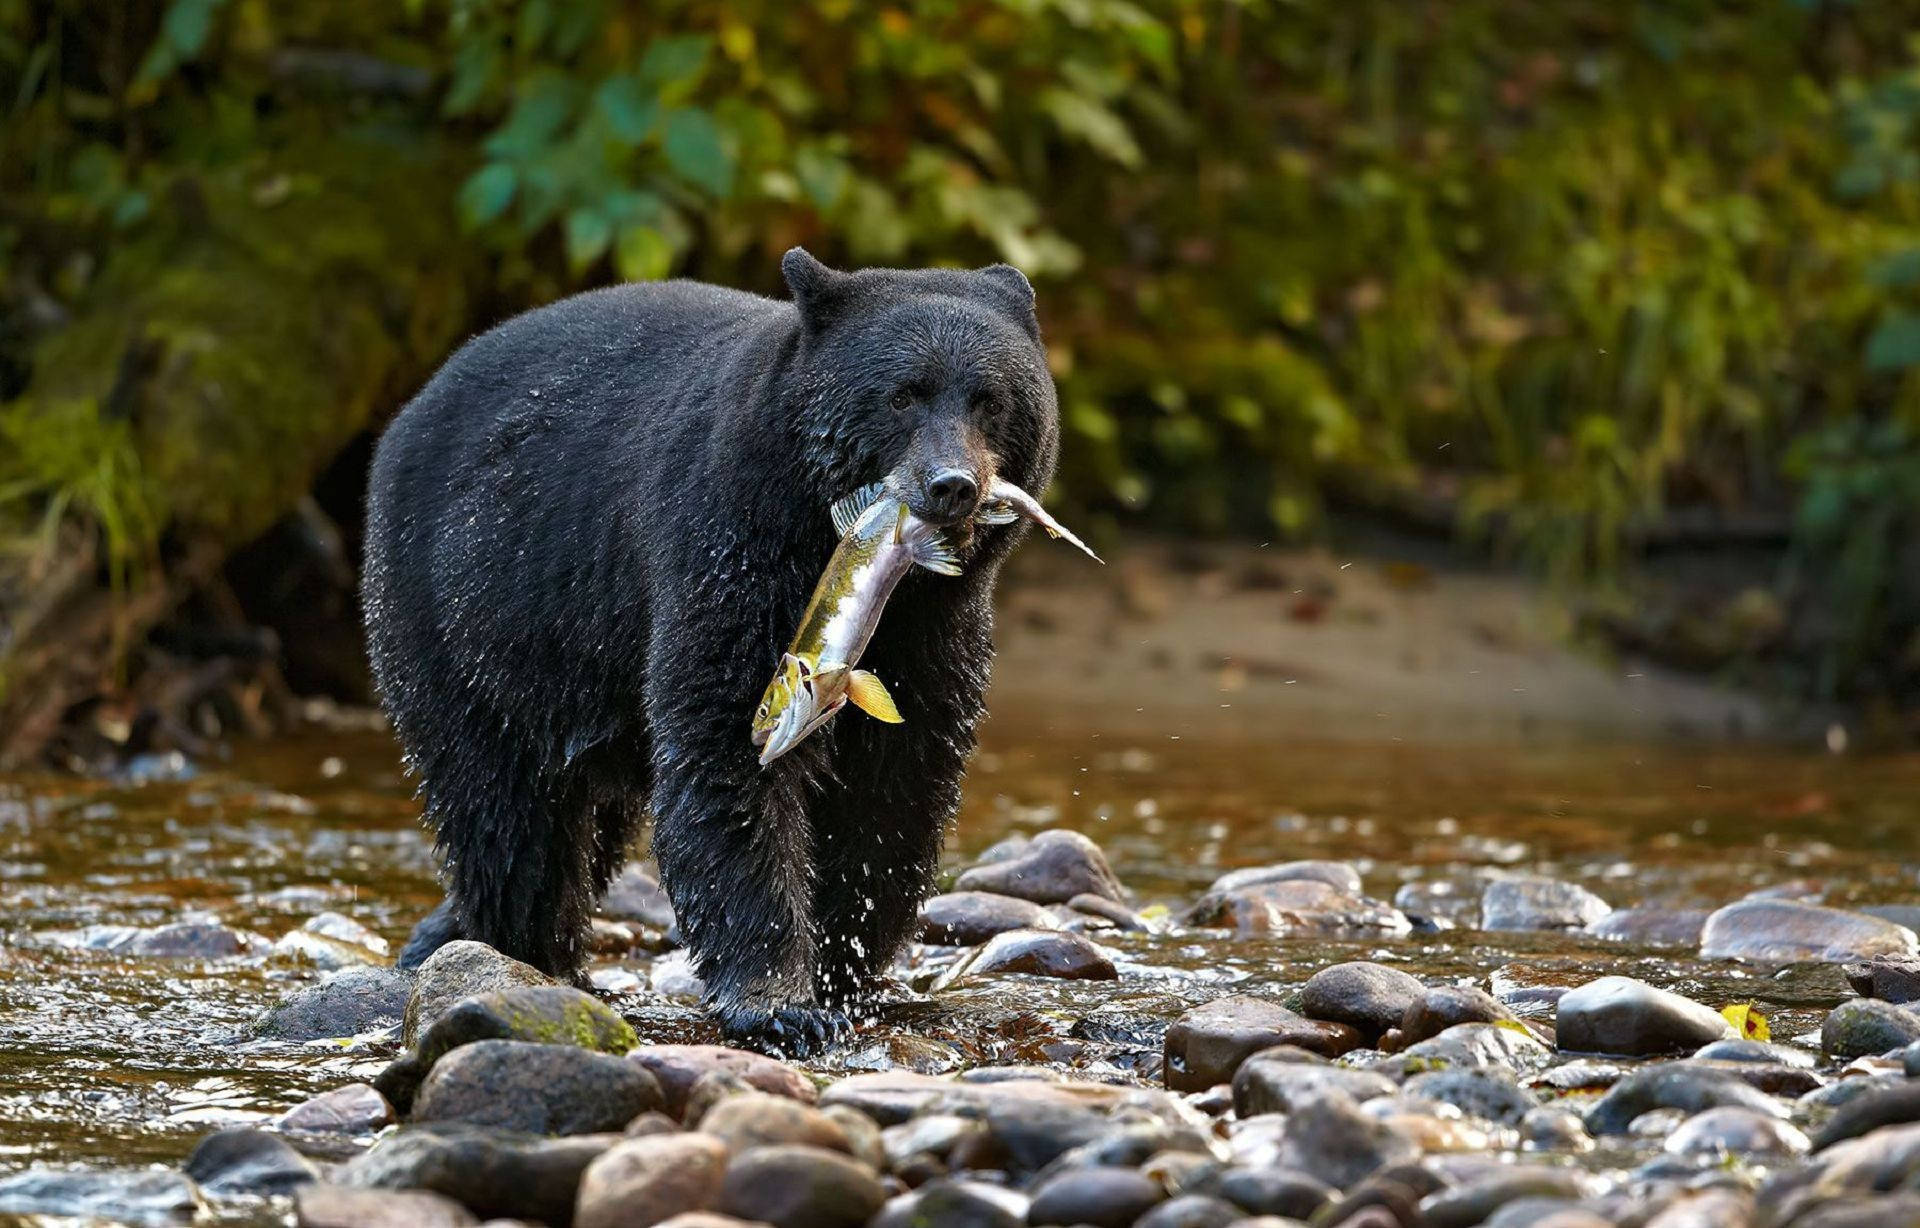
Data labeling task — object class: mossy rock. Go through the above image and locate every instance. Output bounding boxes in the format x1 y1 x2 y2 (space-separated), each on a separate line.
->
376 985 638 1114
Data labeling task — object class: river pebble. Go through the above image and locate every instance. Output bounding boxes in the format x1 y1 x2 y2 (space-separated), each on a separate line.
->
633 1045 820 1120
411 1040 663 1134
1399 1021 1550 1071
1298 961 1424 1041
1266 1090 1418 1191
278 1082 396 1138
256 965 411 1040
402 941 559 1045
183 1127 318 1195
1195 1166 1332 1220
1206 860 1363 895
338 1124 616 1224
1134 1193 1239 1228
719 1144 888 1228
1822 998 1920 1058
958 928 1116 981
1584 908 1710 946
953 830 1125 904
1398 984 1516 1046
1663 1105 1809 1157
573 1132 729 1228
872 1179 1025 1228
1583 1063 1787 1135
1420 1168 1591 1228
296 1184 479 1228
1162 995 1361 1090
1401 1068 1536 1126
1480 876 1611 931
1699 899 1920 964
1811 1080 1920 1149
0 1168 204 1225
379 984 637 1113
1183 879 1410 936
1554 975 1733 1056
1231 1056 1394 1116
698 1093 853 1155
1027 1165 1164 1227
918 892 1058 944
1845 955 1920 1004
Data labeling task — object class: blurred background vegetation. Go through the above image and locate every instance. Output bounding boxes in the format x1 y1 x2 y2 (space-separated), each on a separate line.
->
4 0 1920 761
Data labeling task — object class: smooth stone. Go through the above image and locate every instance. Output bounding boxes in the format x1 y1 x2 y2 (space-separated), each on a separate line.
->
1689 1057 1821 1097
296 1184 478 1227
1133 1194 1239 1228
1400 1022 1550 1070
965 929 1116 980
718 1145 887 1228
1399 986 1515 1046
380 985 638 1114
279 1083 396 1136
1518 1107 1593 1152
1802 1074 1905 1111
184 1127 319 1195
918 893 1058 944
1163 996 1359 1091
1790 1120 1920 1195
977 1094 1113 1174
404 941 557 1045
1207 861 1363 896
820 1104 886 1170
1027 1166 1164 1228
0 1168 204 1225
1554 976 1734 1056
256 966 411 1040
697 1094 851 1155
1394 879 1482 928
1183 879 1410 936
338 1123 616 1224
1585 909 1710 946
1664 1106 1810 1157
1694 1038 1816 1068
1823 999 1920 1059
1811 1080 1920 1149
631 1046 817 1121
574 1132 730 1228
1863 905 1920 932
1480 877 1610 932
1583 1064 1788 1135
1232 1054 1394 1116
1195 1167 1332 1220
130 920 259 958
874 1180 1026 1228
275 929 382 970
953 830 1125 904
1298 962 1424 1040
1401 1069 1536 1126
602 864 676 929
1269 1091 1419 1192
1700 900 1919 964
412 1040 663 1134
303 910 391 954
1420 1169 1589 1228
1065 893 1149 931
1844 956 1920 1004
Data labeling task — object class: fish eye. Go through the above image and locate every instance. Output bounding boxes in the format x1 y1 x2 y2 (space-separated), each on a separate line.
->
888 389 913 412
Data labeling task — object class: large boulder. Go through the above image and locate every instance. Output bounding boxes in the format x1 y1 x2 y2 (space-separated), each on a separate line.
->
403 940 557 1045
412 1040 664 1134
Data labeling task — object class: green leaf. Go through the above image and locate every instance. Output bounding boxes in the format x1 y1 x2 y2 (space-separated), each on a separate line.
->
662 107 734 197
639 35 711 88
615 224 674 281
1869 248 1920 289
162 0 222 57
595 76 659 146
483 75 578 160
794 144 850 212
1038 87 1142 169
1866 310 1920 371
565 207 613 270
458 163 518 227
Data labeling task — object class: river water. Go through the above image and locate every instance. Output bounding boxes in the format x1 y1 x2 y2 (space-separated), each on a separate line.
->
2 713 1917 1189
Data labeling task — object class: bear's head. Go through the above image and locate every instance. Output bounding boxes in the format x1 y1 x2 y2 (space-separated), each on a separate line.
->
780 247 1060 531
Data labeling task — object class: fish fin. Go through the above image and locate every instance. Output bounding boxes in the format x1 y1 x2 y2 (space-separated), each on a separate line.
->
975 501 1020 526
846 670 905 723
911 534 963 576
829 482 888 537
984 478 1103 563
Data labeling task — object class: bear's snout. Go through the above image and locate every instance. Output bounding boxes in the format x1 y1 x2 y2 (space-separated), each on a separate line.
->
920 467 980 524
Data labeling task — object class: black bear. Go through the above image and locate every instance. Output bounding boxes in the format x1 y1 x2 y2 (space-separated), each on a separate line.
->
362 248 1059 1053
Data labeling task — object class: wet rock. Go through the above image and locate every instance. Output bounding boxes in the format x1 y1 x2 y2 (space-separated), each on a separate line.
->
1197 1167 1332 1220
275 929 384 970
962 929 1116 980
1394 879 1481 928
1184 879 1410 937
882 1114 981 1169
1519 1107 1592 1152
1789 1121 1920 1196
818 1072 959 1125
1208 861 1363 896
1400 1021 1549 1071
1401 1069 1535 1126
1399 985 1515 1046
129 920 260 958
1026 1166 1164 1228
1823 999 1920 1059
1583 1064 1787 1135
1164 996 1361 1090
1420 1169 1589 1228
403 941 559 1045
719 1145 887 1228
412 1040 663 1134
874 1179 1025 1228
953 830 1124 904
1270 1091 1418 1192
1845 956 1920 1005
574 1132 729 1228
380 985 638 1113
1663 1106 1809 1157
279 1083 396 1137
602 864 677 929
1692 1057 1821 1097
918 893 1057 944
1233 1054 1394 1116
184 1127 319 1195
256 965 411 1040
1480 877 1610 931
296 1184 479 1227
1694 1038 1815 1067
1700 900 1919 964
1585 909 1710 946
0 1168 204 1226
1299 962 1424 1041
1133 1194 1239 1228
1554 976 1733 1056
338 1123 615 1224
1810 1080 1920 1149
698 1093 851 1155
631 1045 818 1120
821 1105 886 1170
977 1093 1112 1172
1802 1074 1904 1112
1065 893 1148 932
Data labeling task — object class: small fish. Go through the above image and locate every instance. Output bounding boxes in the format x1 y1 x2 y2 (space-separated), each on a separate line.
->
751 476 1099 765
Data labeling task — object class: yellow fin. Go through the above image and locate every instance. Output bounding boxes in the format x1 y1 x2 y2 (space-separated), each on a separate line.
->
847 670 905 723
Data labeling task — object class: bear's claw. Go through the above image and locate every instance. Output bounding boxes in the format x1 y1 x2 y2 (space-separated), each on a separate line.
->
715 1003 855 1059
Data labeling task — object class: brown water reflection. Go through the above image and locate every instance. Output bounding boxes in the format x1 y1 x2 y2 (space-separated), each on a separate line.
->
1 717 1917 1177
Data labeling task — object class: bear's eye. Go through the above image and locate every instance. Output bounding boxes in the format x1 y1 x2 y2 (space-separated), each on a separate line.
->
972 393 1004 418
888 389 913 412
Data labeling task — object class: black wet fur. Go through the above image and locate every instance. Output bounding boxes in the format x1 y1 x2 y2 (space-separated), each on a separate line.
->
363 249 1059 1056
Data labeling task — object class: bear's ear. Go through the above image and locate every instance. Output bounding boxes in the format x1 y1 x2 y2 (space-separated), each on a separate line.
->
782 247 852 328
976 263 1039 336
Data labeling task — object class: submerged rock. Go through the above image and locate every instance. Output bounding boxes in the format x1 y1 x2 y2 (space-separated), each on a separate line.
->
411 1040 663 1134
1163 996 1361 1091
1554 976 1733 1056
574 1132 729 1228
953 830 1125 904
917 892 1057 944
1585 909 1709 946
1299 961 1424 1041
402 941 558 1046
256 966 411 1041
718 1144 887 1228
1700 899 1919 964
0 1168 204 1225
1480 877 1610 932
1822 998 1920 1059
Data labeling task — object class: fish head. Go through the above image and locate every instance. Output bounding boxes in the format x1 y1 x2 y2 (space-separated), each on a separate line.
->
753 654 850 766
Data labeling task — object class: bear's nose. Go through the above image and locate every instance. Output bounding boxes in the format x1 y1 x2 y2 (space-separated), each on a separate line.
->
923 468 979 523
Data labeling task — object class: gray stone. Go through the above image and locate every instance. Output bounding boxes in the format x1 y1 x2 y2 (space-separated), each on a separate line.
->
1419 1169 1589 1228
1026 1166 1163 1228
1268 1091 1418 1192
296 1184 478 1228
1791 1121 1920 1195
1812 1080 1920 1149
602 864 677 929
629 1045 816 1120
1693 1038 1815 1067
278 1082 395 1136
575 1132 730 1228
718 1145 887 1228
183 1127 318 1195
412 1040 663 1134
1164 997 1360 1091
1663 1106 1809 1157
1844 956 1920 1004
1401 1069 1536 1126
1133 1194 1239 1228
1298 962 1424 1040
954 830 1124 904
1208 861 1362 896
918 893 1058 944
1232 1055 1394 1117
1700 900 1919 964
1583 1064 1788 1135
1400 1021 1549 1071
379 984 638 1112
1196 1167 1332 1220
697 1094 851 1155
338 1123 616 1224
404 940 557 1045
1184 879 1410 937
1585 909 1709 946
0 1168 204 1226
1554 976 1733 1056
256 966 411 1040
130 920 259 958
874 1180 1025 1228
1518 1107 1592 1152
962 929 1116 980
1823 999 1920 1059
1398 985 1515 1046
1480 877 1610 931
